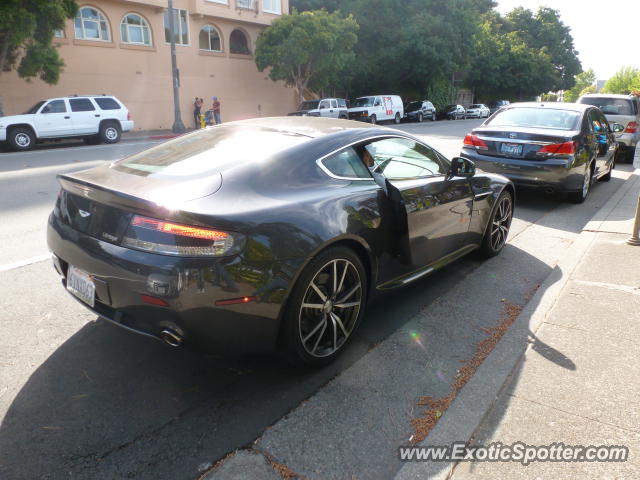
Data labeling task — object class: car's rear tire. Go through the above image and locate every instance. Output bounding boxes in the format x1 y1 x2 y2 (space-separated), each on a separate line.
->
479 191 513 258
568 165 592 203
394 112 401 124
8 127 35 151
370 114 377 125
99 122 121 144
280 246 367 367
625 148 636 164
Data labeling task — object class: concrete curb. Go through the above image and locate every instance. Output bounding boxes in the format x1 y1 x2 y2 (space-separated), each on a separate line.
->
394 169 640 480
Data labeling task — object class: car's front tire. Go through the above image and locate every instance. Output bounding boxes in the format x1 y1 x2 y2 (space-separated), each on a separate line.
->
280 246 367 367
417 113 423 123
370 115 377 125
8 127 35 151
99 122 121 144
431 113 436 121
394 112 401 124
480 191 513 258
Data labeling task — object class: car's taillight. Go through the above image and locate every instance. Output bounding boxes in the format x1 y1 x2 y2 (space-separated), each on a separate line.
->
127 112 132 121
463 133 488 150
537 141 576 155
624 121 637 133
122 215 245 257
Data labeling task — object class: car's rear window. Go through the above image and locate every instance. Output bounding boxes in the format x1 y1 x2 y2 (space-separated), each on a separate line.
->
94 97 121 110
113 126 310 178
578 97 635 116
486 107 580 131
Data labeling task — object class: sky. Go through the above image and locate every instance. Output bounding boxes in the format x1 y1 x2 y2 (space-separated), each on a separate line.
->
495 0 640 80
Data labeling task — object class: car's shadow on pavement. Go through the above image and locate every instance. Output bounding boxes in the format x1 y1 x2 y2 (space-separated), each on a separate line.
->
0 243 554 480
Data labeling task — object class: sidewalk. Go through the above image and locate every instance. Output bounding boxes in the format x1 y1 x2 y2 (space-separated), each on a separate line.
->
401 168 640 480
121 129 186 142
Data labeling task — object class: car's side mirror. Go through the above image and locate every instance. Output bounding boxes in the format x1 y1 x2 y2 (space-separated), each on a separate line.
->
374 102 381 106
611 123 625 133
450 157 476 178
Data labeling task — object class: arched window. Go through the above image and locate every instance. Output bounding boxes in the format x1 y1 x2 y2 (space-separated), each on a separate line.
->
229 29 250 55
74 6 110 41
199 25 222 52
121 13 152 45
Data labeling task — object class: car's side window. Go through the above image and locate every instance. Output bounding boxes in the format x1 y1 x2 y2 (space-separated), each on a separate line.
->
364 137 446 180
319 100 330 110
41 100 67 114
330 100 338 109
321 147 372 179
69 98 96 112
94 97 121 110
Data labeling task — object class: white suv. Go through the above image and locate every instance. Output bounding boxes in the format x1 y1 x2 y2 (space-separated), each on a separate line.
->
0 95 134 151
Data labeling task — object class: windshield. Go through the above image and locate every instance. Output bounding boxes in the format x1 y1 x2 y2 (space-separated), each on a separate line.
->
113 126 309 178
486 107 580 131
468 104 482 109
23 101 46 114
352 97 375 107
405 102 422 111
445 105 457 111
578 97 634 116
298 100 319 111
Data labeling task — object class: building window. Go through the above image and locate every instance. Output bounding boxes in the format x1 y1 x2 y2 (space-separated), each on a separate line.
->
262 0 281 14
121 13 152 46
207 0 228 4
164 8 189 45
237 0 253 9
230 29 250 54
199 25 222 52
54 29 65 38
74 7 111 41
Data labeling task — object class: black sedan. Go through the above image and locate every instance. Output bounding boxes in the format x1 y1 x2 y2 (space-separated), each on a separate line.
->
440 104 466 120
460 103 620 203
47 117 514 366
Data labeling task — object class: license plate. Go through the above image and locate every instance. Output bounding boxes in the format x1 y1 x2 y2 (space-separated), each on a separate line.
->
67 265 95 307
500 143 523 156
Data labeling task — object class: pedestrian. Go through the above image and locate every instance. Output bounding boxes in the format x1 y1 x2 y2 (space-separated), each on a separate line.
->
212 96 221 124
193 97 203 129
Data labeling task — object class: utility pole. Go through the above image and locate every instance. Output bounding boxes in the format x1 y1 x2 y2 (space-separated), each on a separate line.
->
168 0 185 133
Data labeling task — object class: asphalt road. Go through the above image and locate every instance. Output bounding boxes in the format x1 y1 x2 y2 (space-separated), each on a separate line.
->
0 119 633 479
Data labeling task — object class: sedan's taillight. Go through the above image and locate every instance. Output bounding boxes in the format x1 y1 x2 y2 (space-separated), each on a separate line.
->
463 133 488 150
624 121 637 133
538 141 576 155
122 215 245 257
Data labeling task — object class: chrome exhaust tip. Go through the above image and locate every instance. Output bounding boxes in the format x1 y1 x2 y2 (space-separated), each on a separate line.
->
160 329 183 347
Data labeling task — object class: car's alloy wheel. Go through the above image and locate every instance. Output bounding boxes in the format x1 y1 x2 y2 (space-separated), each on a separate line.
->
9 128 34 151
417 113 423 123
480 191 513 257
394 113 401 124
100 122 121 144
602 157 614 181
432 113 436 121
282 247 366 366
569 165 591 203
370 115 377 125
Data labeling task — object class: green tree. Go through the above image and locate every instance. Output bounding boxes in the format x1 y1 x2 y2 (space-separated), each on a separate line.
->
564 68 596 102
255 10 358 103
602 66 640 94
506 7 581 91
0 0 78 85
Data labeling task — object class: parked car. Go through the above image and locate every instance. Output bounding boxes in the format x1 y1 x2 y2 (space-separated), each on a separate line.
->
48 116 514 366
348 95 404 124
465 104 490 119
0 95 134 151
488 100 510 115
460 102 620 203
403 100 437 122
288 98 348 119
440 104 466 120
577 93 640 163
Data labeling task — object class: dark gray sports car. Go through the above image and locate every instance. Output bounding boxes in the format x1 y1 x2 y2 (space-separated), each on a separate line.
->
47 117 514 366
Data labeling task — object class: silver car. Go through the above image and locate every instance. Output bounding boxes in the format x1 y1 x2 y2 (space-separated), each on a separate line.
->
577 94 639 163
465 104 490 119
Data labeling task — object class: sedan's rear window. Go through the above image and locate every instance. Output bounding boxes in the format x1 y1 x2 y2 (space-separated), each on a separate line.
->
113 126 309 178
486 107 580 131
578 97 634 116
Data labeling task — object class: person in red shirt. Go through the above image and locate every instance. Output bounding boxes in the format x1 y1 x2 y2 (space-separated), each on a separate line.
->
212 96 221 124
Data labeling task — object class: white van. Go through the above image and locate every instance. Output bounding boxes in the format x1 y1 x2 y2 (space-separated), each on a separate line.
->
348 95 404 125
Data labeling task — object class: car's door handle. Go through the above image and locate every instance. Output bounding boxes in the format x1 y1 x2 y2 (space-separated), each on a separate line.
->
95 114 101 117
64 116 70 119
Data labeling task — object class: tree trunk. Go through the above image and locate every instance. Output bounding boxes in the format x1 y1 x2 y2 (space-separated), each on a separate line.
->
0 37 10 77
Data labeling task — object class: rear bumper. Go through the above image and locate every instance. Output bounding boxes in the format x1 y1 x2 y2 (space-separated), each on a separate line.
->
615 133 639 150
47 213 300 355
461 148 584 192
120 120 134 132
